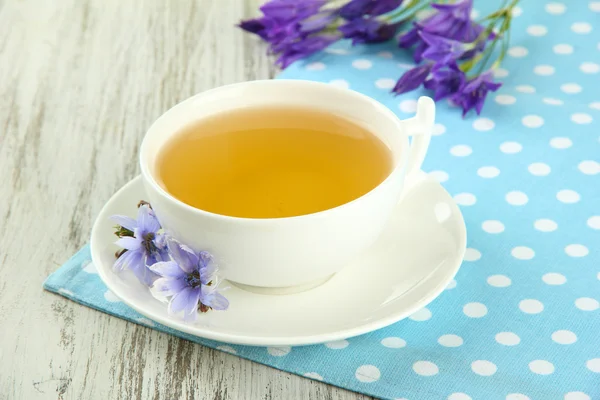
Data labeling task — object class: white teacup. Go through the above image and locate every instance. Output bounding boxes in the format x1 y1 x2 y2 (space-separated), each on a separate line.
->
140 80 434 294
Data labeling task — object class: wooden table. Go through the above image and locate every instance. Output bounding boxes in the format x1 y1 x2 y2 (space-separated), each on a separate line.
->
0 0 372 398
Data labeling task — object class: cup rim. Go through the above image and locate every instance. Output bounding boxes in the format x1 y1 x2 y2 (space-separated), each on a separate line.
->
139 79 410 223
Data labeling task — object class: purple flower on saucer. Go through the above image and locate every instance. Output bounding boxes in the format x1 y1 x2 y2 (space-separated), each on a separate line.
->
110 204 167 286
149 238 229 320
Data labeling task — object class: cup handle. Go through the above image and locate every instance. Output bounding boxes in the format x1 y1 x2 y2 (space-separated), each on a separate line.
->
402 96 435 177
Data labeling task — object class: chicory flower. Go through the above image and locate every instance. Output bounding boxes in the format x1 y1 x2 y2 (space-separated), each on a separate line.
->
450 71 502 116
150 238 229 320
392 63 433 95
111 205 167 286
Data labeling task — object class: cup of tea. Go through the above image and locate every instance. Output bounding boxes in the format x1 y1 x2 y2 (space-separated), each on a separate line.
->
140 80 434 293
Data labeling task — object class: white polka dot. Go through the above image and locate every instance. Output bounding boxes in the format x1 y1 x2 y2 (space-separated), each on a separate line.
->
553 44 573 54
557 190 580 203
473 118 495 131
551 330 577 344
450 145 472 157
591 1 600 11
580 62 600 74
104 290 120 302
535 219 558 232
412 361 439 376
482 220 505 234
487 275 512 288
586 358 600 373
381 337 406 348
529 360 554 375
449 393 472 400
519 299 544 314
375 78 395 89
355 365 380 382
267 346 291 356
432 123 446 136
565 244 589 257
570 105 593 121
508 46 528 57
399 99 417 113
463 302 488 318
511 6 522 16
542 272 566 285
478 166 500 178
454 193 476 206
572 22 592 34
305 62 326 71
506 394 530 400
522 115 544 128
217 345 237 354
516 85 535 93
590 102 600 110
578 160 600 175
304 372 323 380
464 248 481 261
325 339 349 349
565 392 591 400
352 59 372 70
543 97 563 105
493 68 509 78
495 332 521 346
575 297 599 311
325 48 349 55
329 79 350 89
446 279 457 290
471 360 497 376
545 3 566 14
58 288 75 297
438 334 463 347
528 162 551 176
587 216 600 229
512 247 535 260
409 307 432 321
82 260 98 274
500 141 522 154
550 137 572 149
429 170 449 183
505 191 529 206
561 83 582 94
527 25 548 36
534 65 555 75
377 51 393 59
495 94 516 105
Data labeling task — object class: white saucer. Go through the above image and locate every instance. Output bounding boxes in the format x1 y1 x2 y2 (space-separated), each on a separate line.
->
91 171 466 346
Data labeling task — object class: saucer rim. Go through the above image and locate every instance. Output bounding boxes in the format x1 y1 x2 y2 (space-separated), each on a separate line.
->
91 173 466 346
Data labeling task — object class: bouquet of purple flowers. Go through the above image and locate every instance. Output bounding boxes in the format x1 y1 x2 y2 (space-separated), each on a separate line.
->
239 0 520 116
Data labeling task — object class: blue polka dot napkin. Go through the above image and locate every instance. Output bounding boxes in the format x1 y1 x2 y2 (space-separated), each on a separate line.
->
44 1 599 399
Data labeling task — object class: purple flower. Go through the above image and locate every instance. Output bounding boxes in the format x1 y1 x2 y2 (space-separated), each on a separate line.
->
420 31 471 64
398 0 486 63
339 18 399 44
275 34 340 68
392 63 433 95
339 0 404 20
423 63 466 100
111 205 167 286
238 18 269 40
150 238 229 320
260 0 326 21
450 71 502 116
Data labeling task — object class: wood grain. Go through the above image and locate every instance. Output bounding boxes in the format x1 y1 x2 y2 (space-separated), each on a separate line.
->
0 0 373 399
